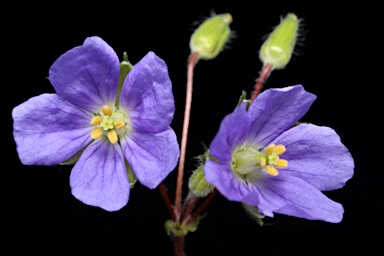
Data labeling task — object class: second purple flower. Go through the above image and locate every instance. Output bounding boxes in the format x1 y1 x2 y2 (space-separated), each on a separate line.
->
204 85 354 223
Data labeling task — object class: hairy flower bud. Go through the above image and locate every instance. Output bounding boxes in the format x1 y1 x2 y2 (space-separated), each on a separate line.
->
188 165 214 197
189 13 232 60
259 13 299 70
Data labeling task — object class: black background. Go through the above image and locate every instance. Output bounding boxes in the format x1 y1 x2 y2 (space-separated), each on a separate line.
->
6 1 381 255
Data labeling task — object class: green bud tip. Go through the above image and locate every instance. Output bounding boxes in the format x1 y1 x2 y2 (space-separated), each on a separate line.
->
189 13 233 60
259 13 300 70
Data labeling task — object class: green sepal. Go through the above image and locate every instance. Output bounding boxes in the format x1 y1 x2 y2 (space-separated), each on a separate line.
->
164 214 206 237
115 52 133 108
294 121 311 127
237 90 251 110
241 202 265 226
60 143 91 165
125 159 137 189
197 149 210 162
165 220 187 236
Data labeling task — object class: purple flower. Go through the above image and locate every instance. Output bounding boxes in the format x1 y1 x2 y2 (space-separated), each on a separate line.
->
12 37 180 211
204 85 354 223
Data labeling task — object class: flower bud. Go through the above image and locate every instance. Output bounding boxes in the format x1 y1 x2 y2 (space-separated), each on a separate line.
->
259 13 299 70
189 13 232 60
188 164 214 197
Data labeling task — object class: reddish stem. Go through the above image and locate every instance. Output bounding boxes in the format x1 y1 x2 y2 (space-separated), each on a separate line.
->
174 51 199 219
158 183 176 221
174 235 186 256
250 63 273 101
186 189 217 225
180 193 199 224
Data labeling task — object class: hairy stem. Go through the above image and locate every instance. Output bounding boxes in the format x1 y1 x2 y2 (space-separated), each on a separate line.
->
174 235 186 256
159 183 176 221
175 51 199 219
250 63 272 101
180 193 200 225
186 189 217 225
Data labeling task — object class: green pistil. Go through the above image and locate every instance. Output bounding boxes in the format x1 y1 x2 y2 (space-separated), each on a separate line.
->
267 152 279 165
101 117 114 130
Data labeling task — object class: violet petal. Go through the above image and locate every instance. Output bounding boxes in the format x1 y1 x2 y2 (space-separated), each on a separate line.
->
121 127 179 189
70 139 129 211
253 174 344 223
120 52 175 133
12 94 93 165
204 160 259 202
271 123 354 191
49 36 120 112
209 103 252 163
247 85 316 147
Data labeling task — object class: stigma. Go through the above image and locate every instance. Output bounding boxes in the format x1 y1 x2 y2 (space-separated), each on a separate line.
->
89 105 131 144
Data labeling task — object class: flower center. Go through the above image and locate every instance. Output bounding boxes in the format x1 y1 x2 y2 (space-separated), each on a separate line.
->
89 105 131 144
231 143 288 182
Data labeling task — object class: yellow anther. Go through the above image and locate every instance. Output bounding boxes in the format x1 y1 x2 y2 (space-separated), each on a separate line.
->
90 128 103 140
90 116 102 126
264 166 279 176
113 120 125 129
274 159 288 169
265 144 276 155
259 156 267 168
273 144 286 155
107 130 118 144
101 105 113 116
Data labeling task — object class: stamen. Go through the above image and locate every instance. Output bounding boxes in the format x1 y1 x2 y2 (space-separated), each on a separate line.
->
113 120 125 129
273 144 286 155
265 144 276 155
274 159 288 169
101 105 113 116
264 166 279 176
90 128 103 140
107 130 118 144
90 116 102 126
259 156 267 168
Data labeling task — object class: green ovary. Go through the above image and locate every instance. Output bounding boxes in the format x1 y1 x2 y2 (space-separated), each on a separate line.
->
231 146 264 181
